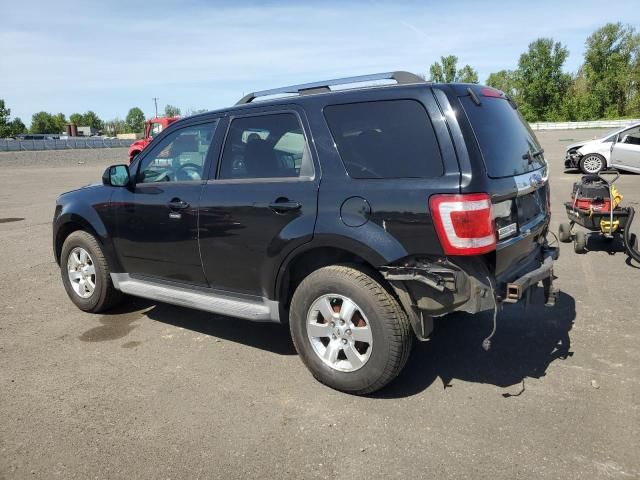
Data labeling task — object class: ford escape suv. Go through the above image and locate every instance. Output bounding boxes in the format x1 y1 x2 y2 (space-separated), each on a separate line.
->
53 71 558 394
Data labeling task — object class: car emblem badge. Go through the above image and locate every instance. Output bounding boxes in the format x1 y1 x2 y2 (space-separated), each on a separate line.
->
530 173 543 188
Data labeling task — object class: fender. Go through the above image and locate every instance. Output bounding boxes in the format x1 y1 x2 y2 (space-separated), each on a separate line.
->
53 187 122 271
271 229 409 301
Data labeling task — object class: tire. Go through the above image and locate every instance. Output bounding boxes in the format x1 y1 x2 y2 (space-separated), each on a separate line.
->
60 230 123 313
579 154 605 174
289 265 412 395
558 222 572 243
574 230 587 254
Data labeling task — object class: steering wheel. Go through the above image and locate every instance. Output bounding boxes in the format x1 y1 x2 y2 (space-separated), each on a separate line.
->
174 163 202 181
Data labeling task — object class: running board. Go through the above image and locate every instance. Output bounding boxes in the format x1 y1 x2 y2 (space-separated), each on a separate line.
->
110 274 280 322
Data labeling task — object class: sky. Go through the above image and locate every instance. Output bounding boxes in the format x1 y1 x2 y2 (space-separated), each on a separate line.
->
2 0 640 125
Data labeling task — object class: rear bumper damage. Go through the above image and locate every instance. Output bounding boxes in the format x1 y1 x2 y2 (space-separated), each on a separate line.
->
380 245 559 341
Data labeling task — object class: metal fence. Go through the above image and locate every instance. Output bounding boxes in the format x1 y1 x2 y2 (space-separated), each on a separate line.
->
530 119 640 131
0 138 135 152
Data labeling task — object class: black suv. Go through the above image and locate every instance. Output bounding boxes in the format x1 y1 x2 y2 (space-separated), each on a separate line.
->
53 72 558 394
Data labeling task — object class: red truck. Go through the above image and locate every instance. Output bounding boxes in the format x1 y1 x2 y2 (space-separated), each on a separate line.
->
128 116 179 163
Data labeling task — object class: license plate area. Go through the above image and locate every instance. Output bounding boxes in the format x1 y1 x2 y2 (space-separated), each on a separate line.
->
516 188 545 225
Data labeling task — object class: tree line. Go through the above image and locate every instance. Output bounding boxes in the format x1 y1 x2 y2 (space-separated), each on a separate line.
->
428 22 639 122
0 103 190 137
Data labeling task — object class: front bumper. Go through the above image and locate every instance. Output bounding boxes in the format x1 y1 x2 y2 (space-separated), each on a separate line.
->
565 151 581 169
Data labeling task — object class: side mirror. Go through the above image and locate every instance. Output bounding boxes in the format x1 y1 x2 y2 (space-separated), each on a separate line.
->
102 164 130 187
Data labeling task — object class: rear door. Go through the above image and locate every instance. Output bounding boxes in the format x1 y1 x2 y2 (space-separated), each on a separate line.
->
199 106 319 297
453 86 550 281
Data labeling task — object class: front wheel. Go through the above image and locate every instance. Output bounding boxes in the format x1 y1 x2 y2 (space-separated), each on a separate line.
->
289 265 412 395
579 154 605 174
60 230 123 313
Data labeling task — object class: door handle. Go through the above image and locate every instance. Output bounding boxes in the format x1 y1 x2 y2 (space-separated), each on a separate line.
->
269 199 301 213
168 198 190 210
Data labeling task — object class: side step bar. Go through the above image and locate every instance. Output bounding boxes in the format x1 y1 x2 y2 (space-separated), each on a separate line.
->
110 274 280 322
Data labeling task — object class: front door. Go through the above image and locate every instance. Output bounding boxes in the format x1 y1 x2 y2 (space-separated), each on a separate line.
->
199 109 319 297
112 120 219 285
611 126 640 173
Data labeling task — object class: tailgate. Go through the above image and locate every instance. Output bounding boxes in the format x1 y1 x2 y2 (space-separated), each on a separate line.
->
458 88 550 281
492 168 550 280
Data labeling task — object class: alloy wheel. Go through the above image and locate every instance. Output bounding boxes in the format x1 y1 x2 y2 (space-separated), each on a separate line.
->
306 294 373 372
67 247 96 298
582 155 603 173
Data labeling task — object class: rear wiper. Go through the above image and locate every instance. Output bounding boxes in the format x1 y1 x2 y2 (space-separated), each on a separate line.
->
522 148 544 163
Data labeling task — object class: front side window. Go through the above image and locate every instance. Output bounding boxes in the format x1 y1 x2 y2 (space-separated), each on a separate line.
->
324 100 444 179
621 126 640 145
138 122 217 183
218 113 313 180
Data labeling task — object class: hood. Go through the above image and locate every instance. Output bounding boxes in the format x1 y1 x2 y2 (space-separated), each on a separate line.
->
566 138 600 152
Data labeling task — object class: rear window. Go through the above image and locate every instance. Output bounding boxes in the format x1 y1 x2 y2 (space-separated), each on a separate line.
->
324 100 443 179
461 96 546 178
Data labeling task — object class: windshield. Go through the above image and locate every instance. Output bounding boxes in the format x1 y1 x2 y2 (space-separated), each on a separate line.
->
461 96 546 178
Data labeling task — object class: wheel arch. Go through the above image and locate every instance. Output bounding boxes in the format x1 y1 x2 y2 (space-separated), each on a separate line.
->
54 213 121 271
274 237 397 309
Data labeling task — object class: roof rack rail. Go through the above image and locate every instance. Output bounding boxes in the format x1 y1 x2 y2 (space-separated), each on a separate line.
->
235 71 426 105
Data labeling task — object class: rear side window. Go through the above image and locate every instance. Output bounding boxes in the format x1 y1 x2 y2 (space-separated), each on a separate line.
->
218 113 313 180
324 100 444 179
461 96 546 178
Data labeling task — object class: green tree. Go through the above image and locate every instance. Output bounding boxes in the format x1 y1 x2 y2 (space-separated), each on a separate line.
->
53 113 67 133
9 117 27 136
69 113 83 125
81 111 103 130
30 112 58 133
457 65 479 83
0 99 11 138
125 107 145 133
164 104 181 117
559 69 595 121
104 118 127 136
486 70 517 97
582 22 640 118
515 38 571 121
429 55 478 83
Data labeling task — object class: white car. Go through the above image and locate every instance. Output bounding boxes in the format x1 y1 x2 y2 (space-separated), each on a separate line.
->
565 122 640 174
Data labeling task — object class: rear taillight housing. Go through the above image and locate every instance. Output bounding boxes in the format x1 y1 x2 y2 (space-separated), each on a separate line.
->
430 193 496 255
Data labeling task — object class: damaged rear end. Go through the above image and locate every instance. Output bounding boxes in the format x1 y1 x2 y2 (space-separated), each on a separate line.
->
381 84 558 341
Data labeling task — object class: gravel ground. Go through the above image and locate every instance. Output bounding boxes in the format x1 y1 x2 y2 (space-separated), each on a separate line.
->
0 132 638 479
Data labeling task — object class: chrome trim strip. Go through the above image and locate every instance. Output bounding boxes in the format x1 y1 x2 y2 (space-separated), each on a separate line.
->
514 166 548 196
110 273 280 322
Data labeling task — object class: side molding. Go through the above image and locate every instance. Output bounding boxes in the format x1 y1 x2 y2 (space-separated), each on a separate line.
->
111 274 280 322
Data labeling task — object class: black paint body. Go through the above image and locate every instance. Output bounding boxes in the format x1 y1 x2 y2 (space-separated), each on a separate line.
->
53 83 552 305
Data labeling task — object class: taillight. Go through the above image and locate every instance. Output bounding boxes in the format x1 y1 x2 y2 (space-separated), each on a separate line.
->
430 193 496 255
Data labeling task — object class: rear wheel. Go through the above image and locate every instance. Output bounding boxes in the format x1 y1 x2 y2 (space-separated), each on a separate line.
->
579 154 605 174
289 265 412 395
558 222 572 243
574 230 587 254
60 231 123 313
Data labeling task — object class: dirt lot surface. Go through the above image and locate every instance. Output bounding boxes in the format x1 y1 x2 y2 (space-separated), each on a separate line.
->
1 130 638 479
